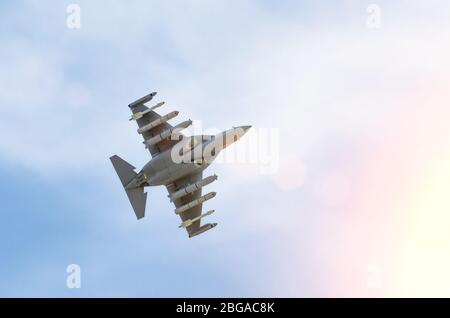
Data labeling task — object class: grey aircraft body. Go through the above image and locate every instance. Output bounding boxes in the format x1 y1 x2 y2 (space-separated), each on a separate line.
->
110 92 251 238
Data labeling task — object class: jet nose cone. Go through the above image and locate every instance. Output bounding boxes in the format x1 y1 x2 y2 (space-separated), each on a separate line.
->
240 125 252 133
218 125 252 149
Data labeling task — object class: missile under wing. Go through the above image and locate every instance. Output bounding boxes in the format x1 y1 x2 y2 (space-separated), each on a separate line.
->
166 172 217 237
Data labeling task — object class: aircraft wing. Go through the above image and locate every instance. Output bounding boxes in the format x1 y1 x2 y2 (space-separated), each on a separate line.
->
129 103 183 157
166 172 217 238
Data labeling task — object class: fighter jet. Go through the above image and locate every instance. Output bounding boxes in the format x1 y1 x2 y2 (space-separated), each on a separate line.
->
110 92 251 238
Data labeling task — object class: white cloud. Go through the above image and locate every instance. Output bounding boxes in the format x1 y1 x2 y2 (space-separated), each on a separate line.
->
2 0 450 296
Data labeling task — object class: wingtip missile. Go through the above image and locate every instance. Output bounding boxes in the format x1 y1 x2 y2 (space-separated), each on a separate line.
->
128 92 157 108
188 222 218 238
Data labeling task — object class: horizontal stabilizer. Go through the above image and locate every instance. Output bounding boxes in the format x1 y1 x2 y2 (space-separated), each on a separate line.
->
110 155 136 186
126 187 147 219
110 155 147 219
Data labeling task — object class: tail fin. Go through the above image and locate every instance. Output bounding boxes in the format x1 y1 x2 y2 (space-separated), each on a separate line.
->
110 155 147 219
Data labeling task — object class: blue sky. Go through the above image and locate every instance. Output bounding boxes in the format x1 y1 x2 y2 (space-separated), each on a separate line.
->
1 0 315 297
2 1 450 297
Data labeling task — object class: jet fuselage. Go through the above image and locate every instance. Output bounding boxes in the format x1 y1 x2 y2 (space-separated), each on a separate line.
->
137 126 250 187
141 137 213 186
